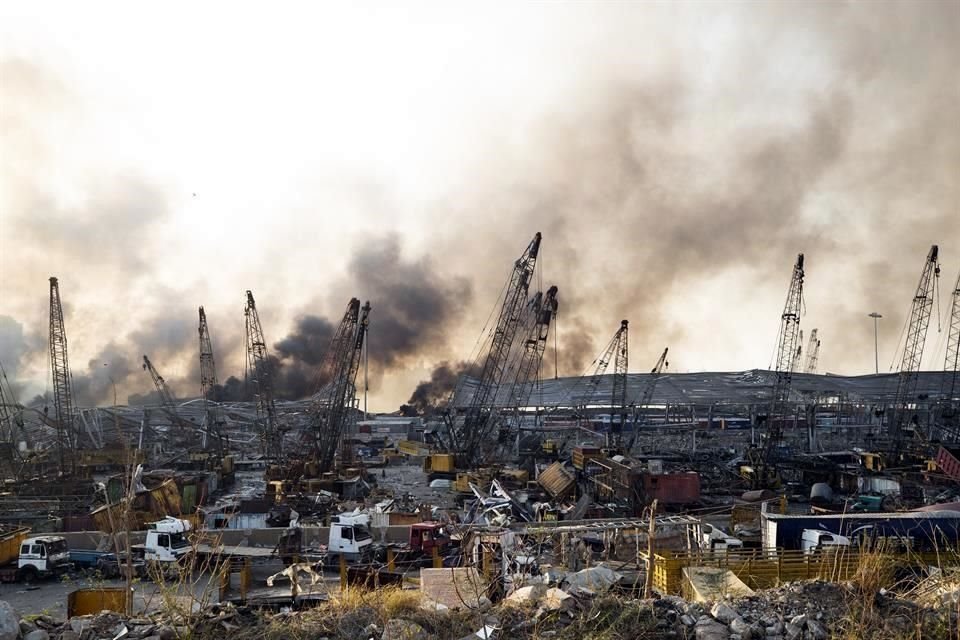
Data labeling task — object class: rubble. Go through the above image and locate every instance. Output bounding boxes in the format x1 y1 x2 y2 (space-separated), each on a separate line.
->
0 601 19 640
0 573 956 640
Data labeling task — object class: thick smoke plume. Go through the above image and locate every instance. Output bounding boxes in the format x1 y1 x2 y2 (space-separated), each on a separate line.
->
406 360 483 415
270 235 469 400
2 4 959 412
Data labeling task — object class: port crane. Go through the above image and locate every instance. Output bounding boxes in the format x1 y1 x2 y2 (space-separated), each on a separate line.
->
198 307 227 452
503 286 559 435
0 360 27 478
142 355 212 451
890 245 940 451
803 329 820 374
935 267 960 441
309 298 370 472
142 355 179 417
443 232 542 468
791 331 804 373
49 277 76 474
751 254 804 488
245 290 282 461
610 320 629 448
550 319 630 435
626 347 669 452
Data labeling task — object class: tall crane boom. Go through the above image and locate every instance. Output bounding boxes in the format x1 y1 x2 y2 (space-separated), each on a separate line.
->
0 360 27 476
890 245 940 448
803 329 820 374
558 320 629 419
447 232 542 467
611 320 629 447
142 355 176 408
142 355 193 437
505 286 559 418
245 290 281 460
48 276 76 473
339 301 370 467
626 347 669 452
753 254 804 487
934 268 960 441
309 299 370 472
0 362 24 444
198 306 225 450
791 331 804 373
942 269 960 404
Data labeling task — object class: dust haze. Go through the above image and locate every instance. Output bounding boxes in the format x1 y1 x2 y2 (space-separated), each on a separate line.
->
0 2 957 410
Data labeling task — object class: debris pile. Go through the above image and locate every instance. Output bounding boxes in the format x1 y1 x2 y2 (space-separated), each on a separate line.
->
2 576 957 640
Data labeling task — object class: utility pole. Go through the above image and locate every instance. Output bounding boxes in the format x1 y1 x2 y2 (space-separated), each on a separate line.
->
868 312 882 374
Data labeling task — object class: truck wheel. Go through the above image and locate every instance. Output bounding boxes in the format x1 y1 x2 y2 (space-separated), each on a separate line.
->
18 566 39 584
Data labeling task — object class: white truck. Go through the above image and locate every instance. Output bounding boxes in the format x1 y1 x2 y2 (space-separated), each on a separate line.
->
3 536 72 583
698 524 744 554
325 512 374 564
801 529 851 555
142 516 193 563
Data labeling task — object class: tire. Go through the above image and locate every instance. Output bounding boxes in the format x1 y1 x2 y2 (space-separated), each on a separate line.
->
18 566 39 584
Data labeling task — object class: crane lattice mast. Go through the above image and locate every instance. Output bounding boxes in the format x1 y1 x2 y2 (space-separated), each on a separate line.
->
142 355 193 437
803 329 820 374
935 268 960 440
198 306 226 451
0 360 27 476
446 232 541 467
890 245 940 449
556 320 630 427
309 298 372 473
754 254 804 487
507 286 558 411
791 331 804 373
626 347 669 452
245 290 281 460
611 320 629 448
338 301 370 467
142 355 176 408
49 277 76 473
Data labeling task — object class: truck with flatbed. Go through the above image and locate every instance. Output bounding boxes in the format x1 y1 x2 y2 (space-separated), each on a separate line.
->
69 549 146 578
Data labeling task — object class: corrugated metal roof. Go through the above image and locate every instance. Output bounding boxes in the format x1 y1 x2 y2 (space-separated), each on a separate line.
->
451 370 957 409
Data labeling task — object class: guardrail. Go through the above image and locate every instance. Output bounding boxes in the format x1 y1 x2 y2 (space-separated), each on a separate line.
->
641 547 960 594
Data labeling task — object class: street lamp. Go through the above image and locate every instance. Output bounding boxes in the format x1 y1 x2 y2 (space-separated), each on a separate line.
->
868 313 882 374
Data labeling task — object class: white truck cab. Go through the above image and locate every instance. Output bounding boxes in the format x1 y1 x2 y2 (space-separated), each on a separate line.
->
699 524 744 554
19 536 71 580
144 517 192 563
801 529 851 555
328 512 373 562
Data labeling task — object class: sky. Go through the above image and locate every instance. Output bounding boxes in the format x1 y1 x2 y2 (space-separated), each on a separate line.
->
1 1 958 412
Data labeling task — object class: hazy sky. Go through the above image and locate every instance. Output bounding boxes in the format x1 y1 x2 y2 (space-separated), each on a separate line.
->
1 1 958 411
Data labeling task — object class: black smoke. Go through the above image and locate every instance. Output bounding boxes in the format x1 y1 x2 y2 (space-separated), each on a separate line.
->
407 360 483 415
268 236 470 400
348 235 470 370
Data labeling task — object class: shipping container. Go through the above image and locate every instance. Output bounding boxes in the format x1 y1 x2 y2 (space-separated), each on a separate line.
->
572 446 602 471
640 472 701 505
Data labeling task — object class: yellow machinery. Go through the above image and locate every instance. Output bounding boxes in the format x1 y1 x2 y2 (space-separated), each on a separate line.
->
398 440 431 457
423 453 456 479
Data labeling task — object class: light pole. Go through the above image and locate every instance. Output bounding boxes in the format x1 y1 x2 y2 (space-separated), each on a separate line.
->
868 313 882 374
